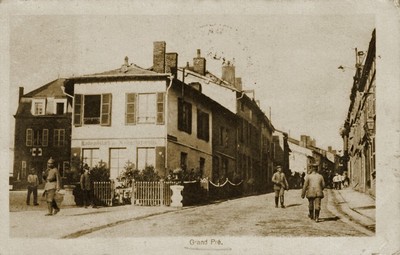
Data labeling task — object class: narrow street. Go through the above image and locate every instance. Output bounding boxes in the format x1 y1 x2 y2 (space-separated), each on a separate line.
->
79 189 368 238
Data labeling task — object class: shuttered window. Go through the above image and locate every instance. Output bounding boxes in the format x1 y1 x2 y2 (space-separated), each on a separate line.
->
178 98 192 134
197 109 209 141
126 93 137 125
42 129 49 147
74 94 82 126
156 92 165 125
26 128 33 146
101 94 112 126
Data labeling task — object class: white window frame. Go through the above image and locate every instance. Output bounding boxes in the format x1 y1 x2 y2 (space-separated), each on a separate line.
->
54 98 67 114
53 129 65 147
31 98 46 115
137 93 156 124
109 148 127 180
82 148 100 168
137 147 156 171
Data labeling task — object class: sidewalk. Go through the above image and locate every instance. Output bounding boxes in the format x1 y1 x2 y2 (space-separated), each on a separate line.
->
9 190 180 238
331 187 376 232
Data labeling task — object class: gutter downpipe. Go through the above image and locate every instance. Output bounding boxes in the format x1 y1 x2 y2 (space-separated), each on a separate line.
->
165 74 174 177
61 85 74 114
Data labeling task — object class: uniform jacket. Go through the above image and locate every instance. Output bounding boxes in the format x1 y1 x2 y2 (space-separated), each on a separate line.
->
272 172 289 191
80 172 92 190
43 167 61 191
301 172 325 198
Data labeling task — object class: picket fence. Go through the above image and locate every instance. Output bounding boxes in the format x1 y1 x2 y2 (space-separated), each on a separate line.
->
132 180 177 206
93 181 114 206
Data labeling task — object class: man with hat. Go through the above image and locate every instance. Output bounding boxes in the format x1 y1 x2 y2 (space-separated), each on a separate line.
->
272 165 289 208
301 162 325 222
42 157 61 216
80 164 95 208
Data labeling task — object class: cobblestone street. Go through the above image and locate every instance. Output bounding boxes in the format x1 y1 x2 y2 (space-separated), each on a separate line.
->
10 186 374 239
81 189 370 238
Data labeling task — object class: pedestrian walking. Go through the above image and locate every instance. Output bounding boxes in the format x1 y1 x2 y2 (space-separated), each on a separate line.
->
301 163 325 222
272 165 289 208
26 168 39 206
80 164 95 208
42 157 61 216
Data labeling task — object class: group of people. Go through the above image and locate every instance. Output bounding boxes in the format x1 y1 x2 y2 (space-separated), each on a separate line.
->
332 172 349 190
272 164 325 222
25 157 95 216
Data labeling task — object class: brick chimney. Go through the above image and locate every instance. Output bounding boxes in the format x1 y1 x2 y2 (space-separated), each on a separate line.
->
153 41 166 73
222 62 235 86
18 87 24 103
193 49 206 76
165 52 178 77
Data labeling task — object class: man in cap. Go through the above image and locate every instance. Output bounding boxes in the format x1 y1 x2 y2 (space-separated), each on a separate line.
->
80 164 95 208
272 165 289 208
42 157 61 216
301 163 325 222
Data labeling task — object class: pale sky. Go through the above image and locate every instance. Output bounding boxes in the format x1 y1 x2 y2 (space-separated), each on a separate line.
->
8 13 375 152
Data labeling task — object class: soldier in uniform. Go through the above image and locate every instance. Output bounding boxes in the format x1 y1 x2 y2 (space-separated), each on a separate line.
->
272 165 289 208
301 163 325 222
42 157 61 216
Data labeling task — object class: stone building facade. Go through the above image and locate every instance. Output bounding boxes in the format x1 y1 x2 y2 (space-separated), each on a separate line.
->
341 29 376 196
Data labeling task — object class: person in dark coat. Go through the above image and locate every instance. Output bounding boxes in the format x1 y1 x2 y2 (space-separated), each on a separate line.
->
301 163 325 222
80 165 95 208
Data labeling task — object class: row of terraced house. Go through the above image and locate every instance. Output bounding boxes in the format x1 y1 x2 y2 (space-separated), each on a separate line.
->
13 41 290 195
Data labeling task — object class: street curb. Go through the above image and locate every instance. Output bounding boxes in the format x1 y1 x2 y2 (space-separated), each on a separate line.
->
326 189 375 236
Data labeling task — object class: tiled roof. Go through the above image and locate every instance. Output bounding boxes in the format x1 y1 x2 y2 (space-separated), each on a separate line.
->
87 63 158 77
24 78 66 98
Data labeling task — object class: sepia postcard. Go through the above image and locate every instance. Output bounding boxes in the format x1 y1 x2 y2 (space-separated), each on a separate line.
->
1 0 399 254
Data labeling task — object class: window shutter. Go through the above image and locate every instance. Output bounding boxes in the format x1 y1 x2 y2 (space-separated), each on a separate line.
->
205 113 209 141
126 93 137 125
42 129 49 147
187 103 192 134
156 92 165 125
26 129 33 146
60 129 65 146
178 98 183 131
74 94 83 126
101 94 112 126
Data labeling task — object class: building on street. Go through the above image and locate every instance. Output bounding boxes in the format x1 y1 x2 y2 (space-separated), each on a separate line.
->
13 79 72 187
340 29 376 196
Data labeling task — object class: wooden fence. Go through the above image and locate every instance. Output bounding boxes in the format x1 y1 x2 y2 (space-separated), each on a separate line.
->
93 181 114 206
132 180 177 206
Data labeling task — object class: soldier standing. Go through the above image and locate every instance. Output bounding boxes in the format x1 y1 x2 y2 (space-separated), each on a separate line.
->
42 157 61 216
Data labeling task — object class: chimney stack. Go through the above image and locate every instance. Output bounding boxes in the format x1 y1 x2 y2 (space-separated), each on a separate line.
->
193 49 206 76
235 77 242 91
165 52 178 77
222 62 235 86
153 41 166 73
18 87 24 103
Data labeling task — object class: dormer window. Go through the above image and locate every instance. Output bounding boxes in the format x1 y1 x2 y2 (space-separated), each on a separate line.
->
54 99 67 115
31 99 46 116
